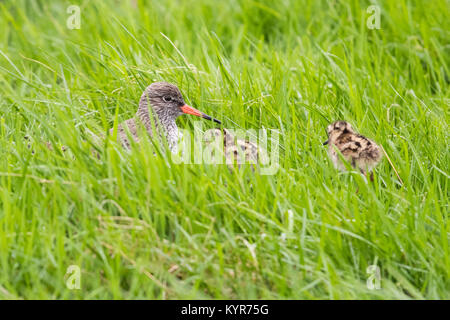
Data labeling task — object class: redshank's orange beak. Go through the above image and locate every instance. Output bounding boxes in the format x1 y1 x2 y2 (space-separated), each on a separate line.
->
181 104 221 124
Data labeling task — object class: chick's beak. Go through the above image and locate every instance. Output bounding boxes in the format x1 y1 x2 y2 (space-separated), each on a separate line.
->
323 140 329 145
181 104 221 124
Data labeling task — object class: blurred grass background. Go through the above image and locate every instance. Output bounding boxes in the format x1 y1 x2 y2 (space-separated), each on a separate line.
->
0 0 448 299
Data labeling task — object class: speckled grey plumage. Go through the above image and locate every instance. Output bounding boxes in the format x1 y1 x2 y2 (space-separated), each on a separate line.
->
114 82 186 152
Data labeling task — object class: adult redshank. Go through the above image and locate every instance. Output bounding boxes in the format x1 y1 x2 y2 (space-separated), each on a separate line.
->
114 82 221 152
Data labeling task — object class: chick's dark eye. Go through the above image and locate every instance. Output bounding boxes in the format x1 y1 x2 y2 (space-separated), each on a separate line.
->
163 96 172 102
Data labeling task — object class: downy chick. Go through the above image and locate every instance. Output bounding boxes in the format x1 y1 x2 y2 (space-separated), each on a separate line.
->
323 120 382 180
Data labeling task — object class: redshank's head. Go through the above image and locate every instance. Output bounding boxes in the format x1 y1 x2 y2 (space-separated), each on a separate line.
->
139 82 221 124
323 120 354 145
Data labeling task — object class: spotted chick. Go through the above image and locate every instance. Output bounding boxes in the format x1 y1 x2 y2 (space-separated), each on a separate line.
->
323 120 382 180
203 128 262 166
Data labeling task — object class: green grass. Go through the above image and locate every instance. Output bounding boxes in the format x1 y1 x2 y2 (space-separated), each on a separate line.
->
0 0 448 299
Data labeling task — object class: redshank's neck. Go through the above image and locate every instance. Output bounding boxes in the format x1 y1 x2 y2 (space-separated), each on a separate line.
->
136 103 179 152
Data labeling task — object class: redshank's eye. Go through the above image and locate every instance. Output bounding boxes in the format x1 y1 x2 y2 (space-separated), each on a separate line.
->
163 96 172 102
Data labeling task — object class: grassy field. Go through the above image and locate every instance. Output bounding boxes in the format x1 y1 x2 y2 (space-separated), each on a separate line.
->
0 0 448 299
